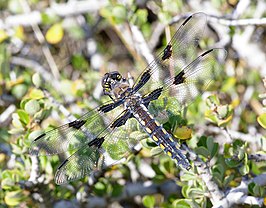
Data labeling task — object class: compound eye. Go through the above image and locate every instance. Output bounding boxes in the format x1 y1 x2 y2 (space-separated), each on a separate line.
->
116 74 122 81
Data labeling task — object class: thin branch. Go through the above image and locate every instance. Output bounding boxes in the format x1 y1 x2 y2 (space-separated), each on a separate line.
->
19 0 60 79
28 155 40 184
213 174 266 208
0 0 108 29
208 16 266 26
197 125 263 144
10 56 60 89
231 0 251 19
0 104 16 127
184 146 225 203
170 12 266 27
248 153 266 162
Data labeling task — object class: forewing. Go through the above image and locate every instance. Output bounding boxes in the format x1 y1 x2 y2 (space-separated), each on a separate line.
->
132 12 207 93
29 101 124 156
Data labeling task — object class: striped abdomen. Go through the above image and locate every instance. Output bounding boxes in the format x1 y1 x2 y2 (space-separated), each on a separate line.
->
133 104 191 170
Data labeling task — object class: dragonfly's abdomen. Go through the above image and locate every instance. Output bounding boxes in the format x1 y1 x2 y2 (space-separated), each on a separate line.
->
133 104 191 170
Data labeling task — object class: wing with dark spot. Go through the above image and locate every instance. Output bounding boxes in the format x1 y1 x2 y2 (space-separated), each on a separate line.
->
29 100 124 156
164 48 227 106
132 12 207 94
132 13 226 109
54 116 142 185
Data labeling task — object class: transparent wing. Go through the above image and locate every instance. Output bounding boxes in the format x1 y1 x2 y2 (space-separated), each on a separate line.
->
132 12 207 93
164 48 227 106
54 118 145 185
29 100 124 156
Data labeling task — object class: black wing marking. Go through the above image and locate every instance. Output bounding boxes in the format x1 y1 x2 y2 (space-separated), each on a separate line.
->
141 48 227 108
132 12 207 94
29 100 125 156
111 109 132 128
162 48 227 106
54 116 142 185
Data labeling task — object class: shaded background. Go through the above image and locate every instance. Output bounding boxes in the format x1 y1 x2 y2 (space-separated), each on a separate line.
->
0 0 266 207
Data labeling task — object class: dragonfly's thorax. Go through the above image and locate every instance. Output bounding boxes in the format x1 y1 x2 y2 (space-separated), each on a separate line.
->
125 94 142 110
102 71 131 100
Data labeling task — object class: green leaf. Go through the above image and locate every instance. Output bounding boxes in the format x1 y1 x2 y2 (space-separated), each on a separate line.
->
33 108 52 121
24 99 40 115
11 113 23 129
172 199 191 208
112 5 127 24
5 190 25 206
248 182 256 195
206 137 218 158
17 109 29 125
223 174 234 187
1 178 15 190
41 12 59 25
28 130 44 142
150 146 163 157
66 25 85 39
257 113 266 129
225 158 242 168
111 184 123 197
129 131 147 141
11 84 27 99
180 171 197 182
136 9 148 22
142 195 155 208
106 140 129 160
239 164 249 175
29 88 44 99
20 98 31 109
141 138 157 149
197 136 207 148
32 73 43 88
253 184 265 197
206 95 220 107
212 164 224 177
248 182 264 197
71 54 89 71
195 146 209 158
93 182 107 196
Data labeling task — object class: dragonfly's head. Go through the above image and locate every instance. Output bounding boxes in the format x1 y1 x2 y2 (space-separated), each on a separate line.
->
102 71 130 100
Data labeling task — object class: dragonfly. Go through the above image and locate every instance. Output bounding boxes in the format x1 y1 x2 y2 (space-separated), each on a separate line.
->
29 12 227 185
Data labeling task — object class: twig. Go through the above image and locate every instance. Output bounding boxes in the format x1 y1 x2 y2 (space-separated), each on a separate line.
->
248 153 266 162
208 16 266 26
148 22 165 51
10 56 60 89
213 174 266 208
28 155 40 184
19 0 60 80
184 145 225 203
113 23 159 81
231 0 251 19
197 162 225 203
0 0 108 29
197 125 263 144
170 11 266 27
0 104 16 127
